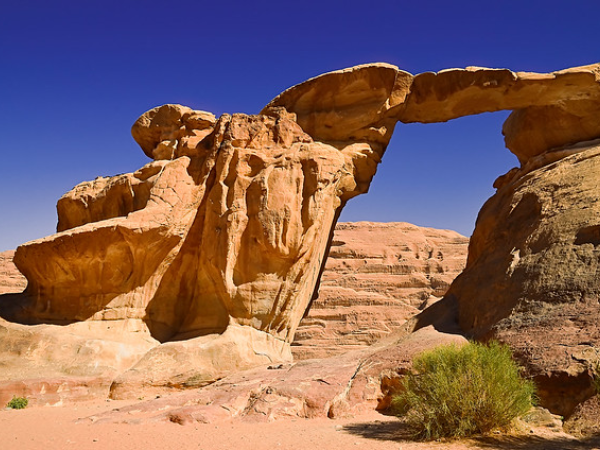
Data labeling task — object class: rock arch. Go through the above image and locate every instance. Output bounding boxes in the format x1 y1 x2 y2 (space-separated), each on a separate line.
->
2 62 600 414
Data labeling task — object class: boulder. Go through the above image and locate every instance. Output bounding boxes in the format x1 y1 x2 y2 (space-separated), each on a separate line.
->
564 395 600 436
130 104 216 160
447 140 600 417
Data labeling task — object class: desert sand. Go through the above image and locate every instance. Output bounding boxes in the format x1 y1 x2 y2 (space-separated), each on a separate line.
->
2 399 598 450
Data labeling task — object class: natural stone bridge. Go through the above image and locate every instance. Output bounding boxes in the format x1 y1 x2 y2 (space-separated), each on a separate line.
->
2 62 600 414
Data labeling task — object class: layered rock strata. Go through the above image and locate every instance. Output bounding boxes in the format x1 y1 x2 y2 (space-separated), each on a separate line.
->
293 222 468 359
0 250 26 295
2 61 600 417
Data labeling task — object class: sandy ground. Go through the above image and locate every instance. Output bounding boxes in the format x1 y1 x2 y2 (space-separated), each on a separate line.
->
3 400 600 450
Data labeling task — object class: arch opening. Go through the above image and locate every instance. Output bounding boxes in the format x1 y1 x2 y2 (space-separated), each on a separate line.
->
340 111 518 237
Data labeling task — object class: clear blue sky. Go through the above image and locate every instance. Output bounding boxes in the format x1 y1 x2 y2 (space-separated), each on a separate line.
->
1 1 599 251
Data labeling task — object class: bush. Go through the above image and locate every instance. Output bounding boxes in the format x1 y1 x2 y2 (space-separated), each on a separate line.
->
393 341 535 440
6 396 28 410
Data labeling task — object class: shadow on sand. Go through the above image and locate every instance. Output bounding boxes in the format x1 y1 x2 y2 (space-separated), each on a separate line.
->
342 420 600 450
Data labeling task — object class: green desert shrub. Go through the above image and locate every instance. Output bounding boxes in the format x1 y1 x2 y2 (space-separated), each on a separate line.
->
6 396 28 409
393 341 535 440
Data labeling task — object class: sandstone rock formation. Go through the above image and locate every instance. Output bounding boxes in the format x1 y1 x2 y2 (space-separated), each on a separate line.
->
0 218 469 386
84 326 467 424
0 250 26 295
293 222 468 359
2 65 410 399
2 60 600 421
394 64 600 165
441 140 600 417
563 395 600 436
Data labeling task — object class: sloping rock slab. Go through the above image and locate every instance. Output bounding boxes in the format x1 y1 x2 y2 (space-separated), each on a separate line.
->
82 326 467 424
563 395 600 436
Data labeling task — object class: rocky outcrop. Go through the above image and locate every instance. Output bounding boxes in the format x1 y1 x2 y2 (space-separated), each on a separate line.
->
263 64 411 150
293 222 468 359
0 316 156 407
3 61 600 419
2 65 409 398
390 64 600 165
0 250 26 295
263 62 600 165
0 221 469 372
394 64 600 165
83 326 467 424
442 139 600 417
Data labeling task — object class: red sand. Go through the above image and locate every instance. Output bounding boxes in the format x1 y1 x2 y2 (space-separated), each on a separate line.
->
1 399 591 450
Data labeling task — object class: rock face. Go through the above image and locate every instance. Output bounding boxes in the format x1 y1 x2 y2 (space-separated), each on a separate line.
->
445 140 600 417
83 326 467 424
3 61 600 418
293 222 468 359
0 250 26 295
2 65 409 398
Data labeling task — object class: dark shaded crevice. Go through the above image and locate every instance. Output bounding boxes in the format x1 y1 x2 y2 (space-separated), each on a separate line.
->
143 158 229 343
532 371 597 419
411 294 466 336
303 201 345 320
575 225 600 246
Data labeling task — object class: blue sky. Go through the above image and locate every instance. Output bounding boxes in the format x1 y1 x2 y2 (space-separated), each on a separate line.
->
1 1 599 251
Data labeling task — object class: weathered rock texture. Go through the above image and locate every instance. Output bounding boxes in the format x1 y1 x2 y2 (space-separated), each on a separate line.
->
84 326 467 424
445 140 600 417
293 222 468 359
0 316 156 407
0 250 26 295
395 64 600 165
564 395 600 436
2 61 600 419
0 221 469 376
2 65 409 398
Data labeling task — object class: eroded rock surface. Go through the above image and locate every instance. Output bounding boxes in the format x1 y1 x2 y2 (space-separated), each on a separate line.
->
84 326 467 424
0 250 26 295
447 140 600 417
0 220 469 398
2 65 406 398
3 60 600 420
293 222 468 359
395 64 600 165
